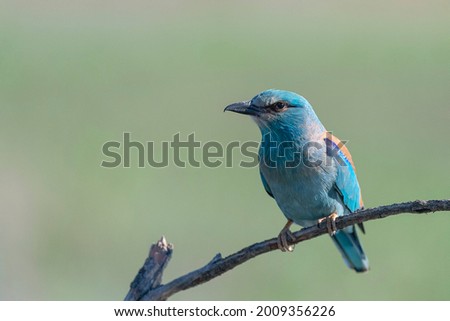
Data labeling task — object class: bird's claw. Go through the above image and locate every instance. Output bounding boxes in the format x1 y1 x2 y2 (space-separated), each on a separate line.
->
317 212 339 236
277 220 295 252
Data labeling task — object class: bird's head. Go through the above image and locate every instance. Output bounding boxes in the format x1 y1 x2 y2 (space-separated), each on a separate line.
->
224 89 317 133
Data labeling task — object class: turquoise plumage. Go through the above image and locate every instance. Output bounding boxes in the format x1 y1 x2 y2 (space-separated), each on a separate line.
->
225 89 369 272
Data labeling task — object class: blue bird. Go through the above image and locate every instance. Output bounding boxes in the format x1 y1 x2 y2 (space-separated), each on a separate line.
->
225 89 369 272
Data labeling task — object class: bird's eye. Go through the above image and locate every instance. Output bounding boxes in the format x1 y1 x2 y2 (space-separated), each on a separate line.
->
271 101 287 112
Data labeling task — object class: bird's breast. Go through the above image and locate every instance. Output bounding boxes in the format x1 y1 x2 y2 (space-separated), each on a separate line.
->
260 149 338 226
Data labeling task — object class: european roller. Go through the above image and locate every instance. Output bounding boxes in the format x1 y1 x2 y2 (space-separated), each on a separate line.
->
225 89 369 272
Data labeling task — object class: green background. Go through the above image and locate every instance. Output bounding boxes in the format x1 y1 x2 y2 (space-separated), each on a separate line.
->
1 0 449 300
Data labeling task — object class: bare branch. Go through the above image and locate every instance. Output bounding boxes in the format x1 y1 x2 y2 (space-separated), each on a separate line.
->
124 236 173 301
125 199 450 301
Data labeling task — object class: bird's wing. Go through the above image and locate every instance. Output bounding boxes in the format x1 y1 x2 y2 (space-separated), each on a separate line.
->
323 132 364 213
259 169 274 199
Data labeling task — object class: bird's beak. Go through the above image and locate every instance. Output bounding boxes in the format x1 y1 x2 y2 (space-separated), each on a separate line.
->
224 100 258 116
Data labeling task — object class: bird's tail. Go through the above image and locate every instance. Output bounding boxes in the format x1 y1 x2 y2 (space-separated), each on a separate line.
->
331 226 369 273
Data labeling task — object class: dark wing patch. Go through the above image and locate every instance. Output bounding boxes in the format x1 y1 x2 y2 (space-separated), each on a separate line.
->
260 170 274 198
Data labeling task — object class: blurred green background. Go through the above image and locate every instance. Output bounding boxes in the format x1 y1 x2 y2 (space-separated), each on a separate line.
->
1 0 449 300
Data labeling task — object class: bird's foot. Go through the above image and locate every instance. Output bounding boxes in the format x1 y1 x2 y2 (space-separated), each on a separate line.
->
317 212 339 236
277 220 295 252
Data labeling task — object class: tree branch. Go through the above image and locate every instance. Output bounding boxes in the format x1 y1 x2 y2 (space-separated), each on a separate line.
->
125 199 450 301
124 236 173 301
